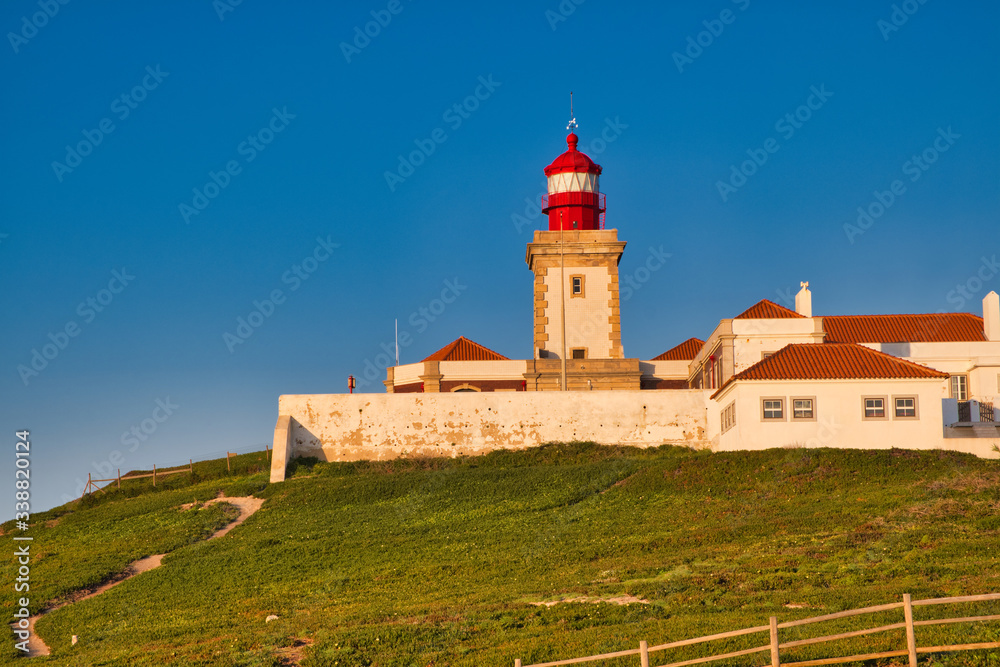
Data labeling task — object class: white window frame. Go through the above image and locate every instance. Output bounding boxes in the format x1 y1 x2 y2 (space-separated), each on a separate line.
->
721 402 736 433
791 396 816 422
570 274 585 298
893 395 919 420
761 397 786 421
863 396 888 421
950 375 968 401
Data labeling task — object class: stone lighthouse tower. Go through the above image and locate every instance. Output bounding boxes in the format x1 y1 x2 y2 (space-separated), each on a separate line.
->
524 128 639 391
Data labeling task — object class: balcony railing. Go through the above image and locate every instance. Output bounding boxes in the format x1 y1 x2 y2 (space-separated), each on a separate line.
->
955 400 996 424
540 192 606 229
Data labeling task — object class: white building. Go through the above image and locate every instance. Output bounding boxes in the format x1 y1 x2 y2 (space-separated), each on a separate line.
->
271 132 999 481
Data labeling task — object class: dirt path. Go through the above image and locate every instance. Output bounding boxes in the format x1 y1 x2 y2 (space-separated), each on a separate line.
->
18 496 264 658
528 594 650 607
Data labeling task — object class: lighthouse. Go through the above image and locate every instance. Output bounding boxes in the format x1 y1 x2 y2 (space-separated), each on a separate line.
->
523 127 639 391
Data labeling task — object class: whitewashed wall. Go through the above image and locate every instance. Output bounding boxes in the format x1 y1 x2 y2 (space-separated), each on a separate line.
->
271 390 715 480
711 378 999 459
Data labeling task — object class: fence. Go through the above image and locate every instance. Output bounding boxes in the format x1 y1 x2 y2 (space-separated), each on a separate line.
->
81 460 194 498
957 400 996 423
514 593 1000 667
80 446 272 498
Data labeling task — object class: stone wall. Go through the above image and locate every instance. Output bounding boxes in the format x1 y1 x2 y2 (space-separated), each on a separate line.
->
270 390 714 481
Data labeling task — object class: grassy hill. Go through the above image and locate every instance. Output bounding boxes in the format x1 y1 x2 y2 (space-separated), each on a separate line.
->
3 444 999 666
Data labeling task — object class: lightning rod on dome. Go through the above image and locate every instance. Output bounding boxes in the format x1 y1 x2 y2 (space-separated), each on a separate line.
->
566 91 578 132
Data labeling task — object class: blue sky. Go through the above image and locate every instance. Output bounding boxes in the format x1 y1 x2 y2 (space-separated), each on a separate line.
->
2 1 998 514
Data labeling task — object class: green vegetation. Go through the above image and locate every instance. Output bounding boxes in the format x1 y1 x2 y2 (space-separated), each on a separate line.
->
3 444 999 666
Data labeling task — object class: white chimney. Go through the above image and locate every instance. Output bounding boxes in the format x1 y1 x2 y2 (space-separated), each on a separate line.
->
985 291 1000 341
795 281 812 317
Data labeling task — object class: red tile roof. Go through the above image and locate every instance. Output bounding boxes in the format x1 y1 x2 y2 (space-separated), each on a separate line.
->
734 299 804 319
422 336 510 362
652 338 705 361
712 343 947 399
823 313 986 343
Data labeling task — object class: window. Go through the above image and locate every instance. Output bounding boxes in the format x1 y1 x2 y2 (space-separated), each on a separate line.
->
792 397 815 421
707 347 723 390
863 397 887 420
894 396 918 419
721 402 736 433
950 375 968 401
762 398 785 421
571 348 587 359
570 275 585 298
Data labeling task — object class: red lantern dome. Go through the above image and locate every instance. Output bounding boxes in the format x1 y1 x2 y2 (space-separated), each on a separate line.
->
541 133 606 231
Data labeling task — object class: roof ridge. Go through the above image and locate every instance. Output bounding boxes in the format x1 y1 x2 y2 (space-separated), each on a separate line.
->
824 312 983 319
734 298 804 319
421 336 510 362
652 337 705 361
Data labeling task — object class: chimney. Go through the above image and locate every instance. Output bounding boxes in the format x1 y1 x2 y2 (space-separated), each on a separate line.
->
795 281 812 317
985 291 1000 341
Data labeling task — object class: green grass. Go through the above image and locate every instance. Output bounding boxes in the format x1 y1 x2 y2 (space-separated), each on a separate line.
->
3 443 999 666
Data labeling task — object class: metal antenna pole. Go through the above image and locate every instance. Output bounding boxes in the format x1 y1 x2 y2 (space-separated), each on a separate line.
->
567 92 578 132
560 212 567 391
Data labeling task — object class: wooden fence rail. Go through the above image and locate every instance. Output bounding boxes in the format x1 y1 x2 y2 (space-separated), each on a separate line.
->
81 460 194 497
79 446 272 498
514 593 1000 667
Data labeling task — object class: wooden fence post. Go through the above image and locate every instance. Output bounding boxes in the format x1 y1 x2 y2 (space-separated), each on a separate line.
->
153 464 157 487
770 616 780 667
117 468 121 490
903 593 918 667
190 459 194 475
514 659 521 667
227 452 232 472
639 640 649 667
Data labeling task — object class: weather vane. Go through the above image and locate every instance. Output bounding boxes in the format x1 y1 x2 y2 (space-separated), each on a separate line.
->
566 91 578 132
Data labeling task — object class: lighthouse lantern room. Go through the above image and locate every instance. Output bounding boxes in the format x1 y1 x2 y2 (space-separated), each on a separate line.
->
541 132 606 231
